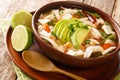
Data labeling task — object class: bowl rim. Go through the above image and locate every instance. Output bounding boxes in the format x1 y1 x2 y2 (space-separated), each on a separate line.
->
32 1 120 61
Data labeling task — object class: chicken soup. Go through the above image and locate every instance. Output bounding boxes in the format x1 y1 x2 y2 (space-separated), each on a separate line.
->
37 7 117 58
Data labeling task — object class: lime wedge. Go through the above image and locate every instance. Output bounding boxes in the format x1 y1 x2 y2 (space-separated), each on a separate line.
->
11 10 32 29
11 25 33 51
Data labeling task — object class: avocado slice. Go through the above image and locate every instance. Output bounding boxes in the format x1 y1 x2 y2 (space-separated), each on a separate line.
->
59 19 77 43
71 29 79 48
71 27 91 49
53 20 67 37
76 27 91 45
56 20 68 37
66 30 72 42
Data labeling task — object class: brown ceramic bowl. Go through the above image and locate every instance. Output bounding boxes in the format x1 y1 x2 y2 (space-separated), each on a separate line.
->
32 1 120 68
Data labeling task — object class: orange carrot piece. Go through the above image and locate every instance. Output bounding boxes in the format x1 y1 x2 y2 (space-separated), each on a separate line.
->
102 43 112 50
42 24 50 32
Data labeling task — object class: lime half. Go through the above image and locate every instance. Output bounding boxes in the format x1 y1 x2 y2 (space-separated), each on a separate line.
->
11 10 32 29
11 25 33 51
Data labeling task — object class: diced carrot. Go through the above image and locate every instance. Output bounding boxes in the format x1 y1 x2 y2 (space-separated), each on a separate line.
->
102 43 112 50
42 24 50 32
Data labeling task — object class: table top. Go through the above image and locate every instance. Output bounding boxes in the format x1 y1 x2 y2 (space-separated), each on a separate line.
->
0 0 120 80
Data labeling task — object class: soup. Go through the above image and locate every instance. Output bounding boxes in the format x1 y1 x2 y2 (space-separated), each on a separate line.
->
37 7 117 58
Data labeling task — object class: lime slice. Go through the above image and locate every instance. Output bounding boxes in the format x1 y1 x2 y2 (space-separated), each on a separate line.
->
11 10 32 29
11 25 33 51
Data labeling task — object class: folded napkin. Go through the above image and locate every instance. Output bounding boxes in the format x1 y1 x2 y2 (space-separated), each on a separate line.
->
0 19 33 80
0 18 120 80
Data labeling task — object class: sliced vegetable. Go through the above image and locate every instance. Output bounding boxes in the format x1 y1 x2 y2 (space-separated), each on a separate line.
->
42 24 50 33
11 25 33 52
107 34 117 41
102 43 112 50
100 34 117 44
100 31 108 38
71 27 91 49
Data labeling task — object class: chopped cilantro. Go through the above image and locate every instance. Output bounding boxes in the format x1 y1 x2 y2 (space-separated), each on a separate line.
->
87 11 100 18
78 22 88 29
107 34 117 41
68 24 74 32
85 39 91 44
51 31 57 37
76 10 84 18
100 31 108 38
47 21 54 26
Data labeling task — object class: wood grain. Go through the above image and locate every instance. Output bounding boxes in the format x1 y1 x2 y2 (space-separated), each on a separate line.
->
0 28 16 80
83 0 115 16
0 0 83 18
0 0 53 18
112 0 120 24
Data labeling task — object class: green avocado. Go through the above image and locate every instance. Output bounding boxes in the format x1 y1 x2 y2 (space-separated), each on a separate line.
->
66 30 72 42
56 20 67 37
53 20 67 37
59 19 77 43
53 18 91 46
71 27 91 49
71 29 79 48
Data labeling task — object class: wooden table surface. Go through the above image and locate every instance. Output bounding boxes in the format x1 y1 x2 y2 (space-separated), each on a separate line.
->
0 0 120 80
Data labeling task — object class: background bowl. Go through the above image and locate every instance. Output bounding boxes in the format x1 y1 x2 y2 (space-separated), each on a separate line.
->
32 1 120 68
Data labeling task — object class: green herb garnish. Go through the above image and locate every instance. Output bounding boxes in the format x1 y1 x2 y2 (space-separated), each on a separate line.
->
85 39 91 44
87 11 100 18
76 10 84 18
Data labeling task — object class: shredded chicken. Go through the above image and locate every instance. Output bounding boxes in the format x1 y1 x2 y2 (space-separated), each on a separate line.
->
52 10 61 20
97 18 105 24
102 47 116 55
38 18 50 24
105 39 115 45
62 13 72 19
84 46 104 58
90 28 102 39
89 39 100 45
41 35 64 52
44 14 55 20
39 30 51 37
102 25 115 34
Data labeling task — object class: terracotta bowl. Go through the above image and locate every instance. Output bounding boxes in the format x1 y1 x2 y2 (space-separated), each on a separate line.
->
32 1 120 68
